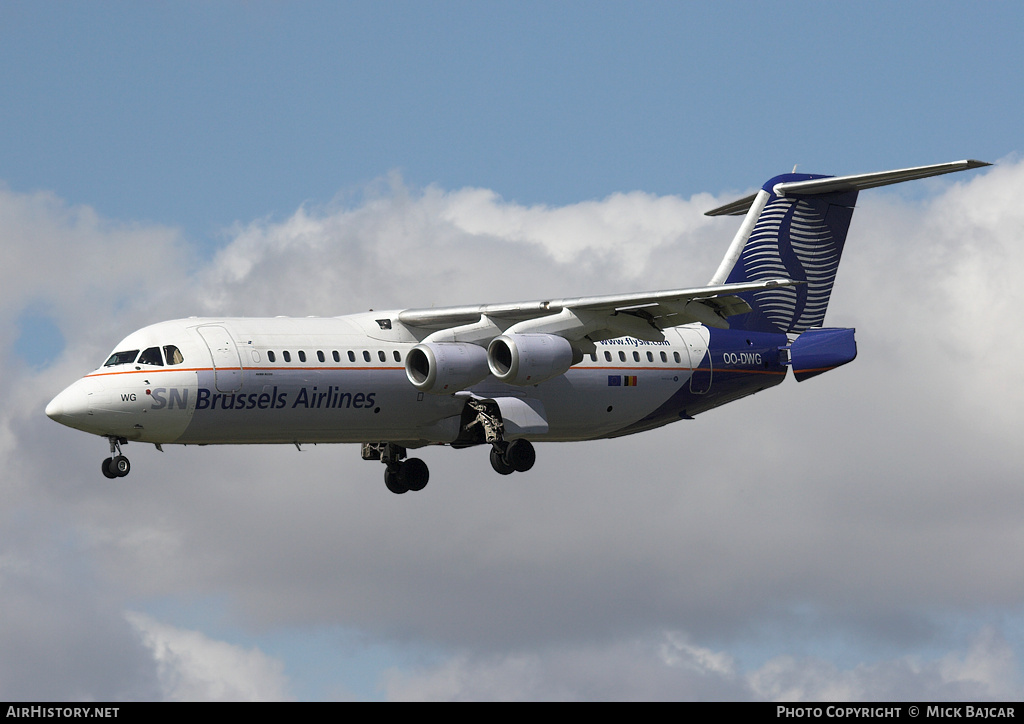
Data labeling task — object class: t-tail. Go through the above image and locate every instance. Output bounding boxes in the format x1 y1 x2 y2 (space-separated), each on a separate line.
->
705 159 989 380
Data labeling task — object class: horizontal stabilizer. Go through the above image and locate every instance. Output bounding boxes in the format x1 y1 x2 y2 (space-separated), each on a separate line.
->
706 160 990 216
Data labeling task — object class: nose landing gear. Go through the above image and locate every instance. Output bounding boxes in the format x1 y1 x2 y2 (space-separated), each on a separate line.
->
101 437 131 478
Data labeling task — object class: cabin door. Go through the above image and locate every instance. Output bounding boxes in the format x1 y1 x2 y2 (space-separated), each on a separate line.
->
198 326 243 393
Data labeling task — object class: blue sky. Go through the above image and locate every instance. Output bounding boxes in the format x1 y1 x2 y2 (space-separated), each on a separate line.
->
3 2 1019 235
3 1 1024 701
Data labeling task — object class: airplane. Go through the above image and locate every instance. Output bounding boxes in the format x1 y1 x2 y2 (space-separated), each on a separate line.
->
45 159 989 494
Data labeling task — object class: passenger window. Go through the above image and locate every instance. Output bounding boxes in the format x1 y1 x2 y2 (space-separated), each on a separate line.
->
268 351 276 363
138 347 164 366
674 352 681 363
298 351 307 363
283 351 291 363
164 345 184 365
618 351 626 362
393 350 401 362
647 351 654 362
589 353 596 362
317 351 325 363
348 351 355 363
363 351 371 363
660 351 667 363
604 351 612 362
104 350 139 367
378 350 386 362
333 351 340 363
633 351 640 362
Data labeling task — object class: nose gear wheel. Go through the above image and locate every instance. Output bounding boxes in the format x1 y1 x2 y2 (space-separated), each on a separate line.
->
101 437 131 479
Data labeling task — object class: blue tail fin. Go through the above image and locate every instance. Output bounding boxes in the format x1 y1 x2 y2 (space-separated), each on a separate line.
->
706 160 990 334
724 174 857 334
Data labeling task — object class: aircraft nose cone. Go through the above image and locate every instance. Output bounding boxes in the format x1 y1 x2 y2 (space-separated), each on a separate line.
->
44 395 64 421
45 384 90 427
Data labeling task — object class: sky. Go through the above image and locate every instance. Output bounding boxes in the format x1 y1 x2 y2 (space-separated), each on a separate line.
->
1 0 1023 701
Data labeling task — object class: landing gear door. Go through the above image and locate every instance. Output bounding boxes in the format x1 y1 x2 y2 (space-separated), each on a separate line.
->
491 397 549 439
197 326 243 393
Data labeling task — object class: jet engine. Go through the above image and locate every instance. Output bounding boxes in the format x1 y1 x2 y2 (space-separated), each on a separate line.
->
487 334 574 386
405 342 491 394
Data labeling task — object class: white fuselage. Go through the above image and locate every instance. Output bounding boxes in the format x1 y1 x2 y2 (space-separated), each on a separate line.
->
46 313 725 448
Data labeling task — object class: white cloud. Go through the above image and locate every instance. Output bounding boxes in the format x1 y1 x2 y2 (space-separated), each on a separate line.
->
437 186 719 276
384 628 1023 701
660 631 735 676
382 634 748 701
193 177 728 320
0 518 160 700
127 612 292 701
749 627 1021 702
0 188 189 355
938 627 1020 699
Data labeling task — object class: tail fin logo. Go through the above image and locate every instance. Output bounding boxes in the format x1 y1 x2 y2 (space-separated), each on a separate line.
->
742 197 839 333
726 184 856 334
712 161 990 334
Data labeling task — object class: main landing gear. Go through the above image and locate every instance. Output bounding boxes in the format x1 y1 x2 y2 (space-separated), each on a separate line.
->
489 439 536 476
465 398 536 476
101 436 131 478
362 442 429 495
363 401 537 494
363 439 537 494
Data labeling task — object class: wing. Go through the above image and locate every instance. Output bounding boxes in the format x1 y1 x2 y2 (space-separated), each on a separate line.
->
398 277 799 348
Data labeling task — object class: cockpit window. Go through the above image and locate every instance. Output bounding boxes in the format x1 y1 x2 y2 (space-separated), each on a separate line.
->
138 347 164 366
164 345 184 365
104 350 139 367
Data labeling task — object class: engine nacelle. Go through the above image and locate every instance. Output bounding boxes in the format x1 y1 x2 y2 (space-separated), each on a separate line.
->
487 334 574 386
405 343 491 394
